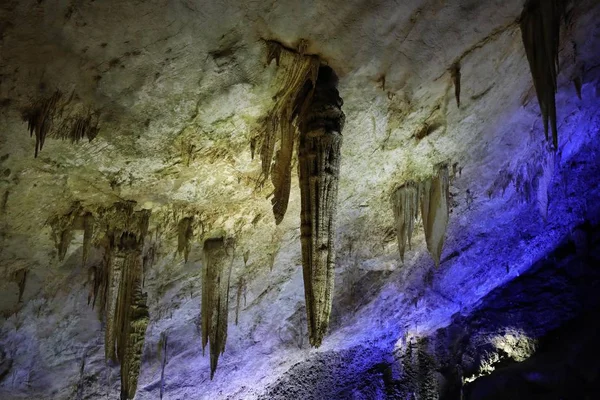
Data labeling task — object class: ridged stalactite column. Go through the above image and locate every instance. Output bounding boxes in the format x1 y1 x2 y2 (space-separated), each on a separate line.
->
298 66 345 347
201 237 233 379
116 232 149 400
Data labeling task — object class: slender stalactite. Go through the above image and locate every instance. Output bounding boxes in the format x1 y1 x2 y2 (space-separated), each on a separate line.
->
420 165 450 267
201 237 233 378
520 0 565 148
262 40 320 224
450 63 461 108
117 245 149 400
298 66 345 347
13 269 28 302
392 183 420 263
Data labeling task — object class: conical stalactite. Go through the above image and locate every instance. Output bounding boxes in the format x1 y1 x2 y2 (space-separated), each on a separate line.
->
391 183 420 263
261 40 320 224
116 244 149 400
420 165 450 268
520 0 565 149
298 65 345 347
177 216 194 262
12 269 28 303
201 237 233 379
450 63 461 108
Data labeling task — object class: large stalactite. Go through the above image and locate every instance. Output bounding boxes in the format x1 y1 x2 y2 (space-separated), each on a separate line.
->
50 201 150 399
115 235 149 400
201 237 233 378
261 41 320 224
298 66 345 347
520 0 565 148
84 202 151 400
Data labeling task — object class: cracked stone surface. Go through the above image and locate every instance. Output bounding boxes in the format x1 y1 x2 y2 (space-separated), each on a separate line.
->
1 0 600 399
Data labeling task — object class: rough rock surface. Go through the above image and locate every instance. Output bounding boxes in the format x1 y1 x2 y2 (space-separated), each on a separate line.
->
1 0 600 399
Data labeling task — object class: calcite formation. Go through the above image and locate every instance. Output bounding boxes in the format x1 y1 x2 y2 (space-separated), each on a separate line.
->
450 62 461 108
298 65 345 347
201 237 233 378
421 165 450 267
392 165 450 267
261 41 320 224
520 0 565 148
22 91 100 157
47 201 151 399
391 183 420 263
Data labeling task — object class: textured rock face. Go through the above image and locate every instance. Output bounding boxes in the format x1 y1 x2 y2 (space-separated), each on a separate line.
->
1 0 600 399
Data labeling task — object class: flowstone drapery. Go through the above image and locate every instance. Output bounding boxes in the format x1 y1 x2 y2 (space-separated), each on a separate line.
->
392 165 450 267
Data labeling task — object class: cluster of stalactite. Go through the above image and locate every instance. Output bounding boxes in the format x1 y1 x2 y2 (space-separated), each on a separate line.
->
21 90 100 157
260 40 320 224
259 41 346 347
392 165 450 267
201 237 233 378
520 0 565 149
50 201 151 399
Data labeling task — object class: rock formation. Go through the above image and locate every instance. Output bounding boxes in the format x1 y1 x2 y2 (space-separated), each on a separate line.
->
298 65 345 347
392 165 450 267
520 0 565 148
261 41 320 224
201 237 233 378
